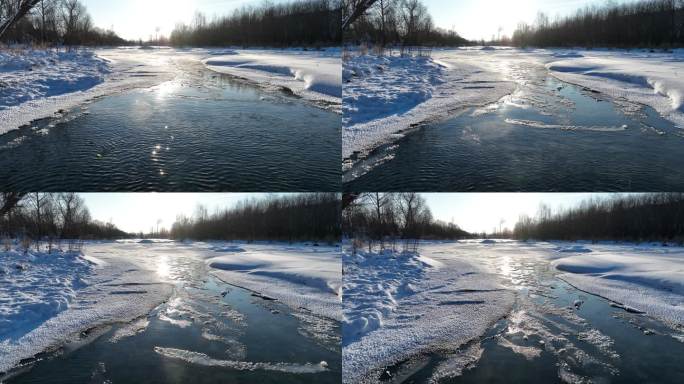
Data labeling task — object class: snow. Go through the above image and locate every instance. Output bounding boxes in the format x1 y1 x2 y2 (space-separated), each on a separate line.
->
545 49 684 128
1 240 341 374
0 47 175 135
342 240 684 383
343 47 684 175
203 49 341 109
342 245 514 383
342 51 515 163
0 245 173 373
1 47 339 135
550 243 684 327
206 243 342 321
0 49 109 109
154 347 329 373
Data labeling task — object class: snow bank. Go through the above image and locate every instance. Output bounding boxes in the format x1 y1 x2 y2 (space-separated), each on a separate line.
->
342 245 513 383
342 50 515 169
0 245 172 374
0 48 174 135
205 243 342 321
0 249 92 342
549 244 684 326
0 49 109 109
545 50 684 128
203 49 341 108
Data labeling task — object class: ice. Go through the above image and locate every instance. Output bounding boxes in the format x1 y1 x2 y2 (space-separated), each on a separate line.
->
206 243 342 321
154 347 328 373
0 47 174 135
343 48 684 173
342 50 515 163
203 48 341 109
342 245 514 383
504 118 628 132
0 245 172 373
545 49 684 128
547 242 684 327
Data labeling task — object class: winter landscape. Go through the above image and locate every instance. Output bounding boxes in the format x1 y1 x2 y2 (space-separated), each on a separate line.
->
0 0 341 191
343 193 684 383
342 0 684 191
0 193 342 383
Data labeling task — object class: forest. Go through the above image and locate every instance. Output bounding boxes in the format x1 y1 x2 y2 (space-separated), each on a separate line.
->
168 0 341 47
343 192 471 250
0 192 127 249
513 193 684 243
511 0 684 47
343 0 469 46
169 193 341 243
0 0 125 45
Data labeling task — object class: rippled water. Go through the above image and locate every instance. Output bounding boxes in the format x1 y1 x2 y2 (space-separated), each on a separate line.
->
344 77 684 192
382 247 684 384
0 73 340 191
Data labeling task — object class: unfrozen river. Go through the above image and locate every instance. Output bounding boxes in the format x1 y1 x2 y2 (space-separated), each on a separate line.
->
0 50 340 192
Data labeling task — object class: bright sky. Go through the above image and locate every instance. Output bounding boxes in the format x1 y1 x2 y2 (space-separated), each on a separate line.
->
80 193 279 234
423 193 637 234
423 0 641 41
82 0 288 41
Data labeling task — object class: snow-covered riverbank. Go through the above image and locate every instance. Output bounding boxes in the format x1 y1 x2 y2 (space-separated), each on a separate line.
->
342 245 514 383
342 47 684 168
0 47 340 135
0 240 342 375
203 48 341 110
0 244 172 374
342 240 684 383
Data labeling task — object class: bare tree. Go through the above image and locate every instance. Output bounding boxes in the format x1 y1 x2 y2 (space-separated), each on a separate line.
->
342 0 378 31
0 0 40 39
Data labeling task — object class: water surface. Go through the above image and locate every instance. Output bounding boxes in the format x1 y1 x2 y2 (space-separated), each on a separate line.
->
345 77 684 191
0 72 340 191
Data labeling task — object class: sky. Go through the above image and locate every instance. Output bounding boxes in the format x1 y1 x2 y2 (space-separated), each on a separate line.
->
80 193 277 233
82 0 288 41
422 193 635 234
423 0 641 41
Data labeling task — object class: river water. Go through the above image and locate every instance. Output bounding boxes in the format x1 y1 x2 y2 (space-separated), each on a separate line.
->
345 75 684 192
5 243 341 383
0 66 340 192
380 243 684 383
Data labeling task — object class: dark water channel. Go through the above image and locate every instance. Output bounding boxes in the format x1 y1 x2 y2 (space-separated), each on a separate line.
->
0 72 340 191
382 251 684 384
6 277 341 384
345 77 684 192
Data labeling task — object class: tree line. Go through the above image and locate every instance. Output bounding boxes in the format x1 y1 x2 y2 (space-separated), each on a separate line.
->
169 0 341 47
0 0 125 45
343 0 468 47
169 193 341 243
513 193 684 243
343 192 471 252
0 192 127 251
512 0 684 48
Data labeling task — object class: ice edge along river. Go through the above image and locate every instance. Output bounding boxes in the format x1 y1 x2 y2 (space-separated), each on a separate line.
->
0 47 342 135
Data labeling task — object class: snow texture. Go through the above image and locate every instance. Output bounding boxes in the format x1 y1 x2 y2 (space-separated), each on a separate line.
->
0 245 172 373
0 47 176 135
342 244 514 383
154 347 328 373
1 47 339 135
342 50 515 162
203 48 341 109
206 242 342 321
551 243 684 327
343 47 684 172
